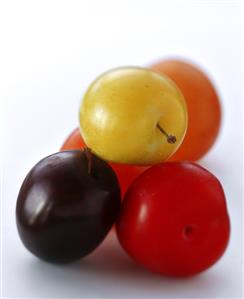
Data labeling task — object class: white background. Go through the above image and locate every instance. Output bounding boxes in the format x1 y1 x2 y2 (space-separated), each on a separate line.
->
1 0 243 298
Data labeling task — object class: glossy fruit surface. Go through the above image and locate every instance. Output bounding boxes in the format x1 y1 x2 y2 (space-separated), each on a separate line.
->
79 67 187 165
116 162 230 277
61 128 84 151
61 128 147 196
16 150 121 263
150 59 221 161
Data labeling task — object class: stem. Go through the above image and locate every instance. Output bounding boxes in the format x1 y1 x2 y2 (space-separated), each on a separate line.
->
157 124 176 144
83 147 92 175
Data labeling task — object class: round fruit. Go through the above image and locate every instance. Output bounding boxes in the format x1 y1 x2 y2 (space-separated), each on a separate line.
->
150 59 221 161
116 162 230 277
61 128 84 151
16 150 121 263
61 127 147 196
79 67 187 165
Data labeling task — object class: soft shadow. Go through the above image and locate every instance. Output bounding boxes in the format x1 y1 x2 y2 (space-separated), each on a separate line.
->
24 232 232 298
54 233 229 298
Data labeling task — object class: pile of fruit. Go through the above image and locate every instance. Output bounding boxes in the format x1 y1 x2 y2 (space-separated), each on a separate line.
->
16 59 230 277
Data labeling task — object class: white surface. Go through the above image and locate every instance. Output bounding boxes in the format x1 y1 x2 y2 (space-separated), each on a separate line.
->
1 0 243 298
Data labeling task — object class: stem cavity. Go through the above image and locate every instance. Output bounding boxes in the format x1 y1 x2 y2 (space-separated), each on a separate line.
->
157 124 176 144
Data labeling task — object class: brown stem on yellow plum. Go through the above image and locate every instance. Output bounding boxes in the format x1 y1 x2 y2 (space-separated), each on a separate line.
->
157 124 177 144
83 147 92 175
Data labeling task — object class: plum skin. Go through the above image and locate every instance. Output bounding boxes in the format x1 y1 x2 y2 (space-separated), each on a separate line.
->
16 150 121 263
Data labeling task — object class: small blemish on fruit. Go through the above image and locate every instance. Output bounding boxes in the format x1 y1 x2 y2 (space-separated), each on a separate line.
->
183 225 195 240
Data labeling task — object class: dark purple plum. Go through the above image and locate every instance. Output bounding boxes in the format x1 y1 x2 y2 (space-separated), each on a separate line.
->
16 149 121 263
